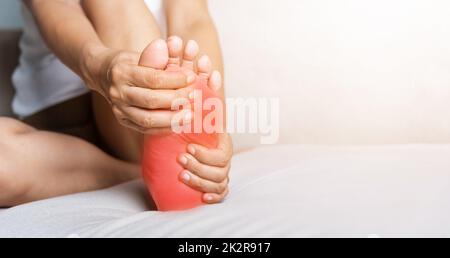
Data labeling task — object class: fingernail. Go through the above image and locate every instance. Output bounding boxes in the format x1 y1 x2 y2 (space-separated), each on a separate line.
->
179 155 188 165
183 172 191 182
187 74 196 84
172 98 189 111
187 145 196 155
189 91 195 100
184 110 192 122
205 195 213 201
189 90 202 100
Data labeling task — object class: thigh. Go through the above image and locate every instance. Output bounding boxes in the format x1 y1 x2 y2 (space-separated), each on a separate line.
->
0 116 140 207
0 118 33 206
20 89 142 163
92 92 144 163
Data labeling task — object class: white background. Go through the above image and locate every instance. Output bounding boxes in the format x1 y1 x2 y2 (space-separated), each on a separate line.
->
1 0 450 148
0 0 22 28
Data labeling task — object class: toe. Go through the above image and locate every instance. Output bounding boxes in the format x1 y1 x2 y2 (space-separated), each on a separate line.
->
182 40 199 71
208 70 222 91
139 39 169 69
197 55 212 79
167 36 183 67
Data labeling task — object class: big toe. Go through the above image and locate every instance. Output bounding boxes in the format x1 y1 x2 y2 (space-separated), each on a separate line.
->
139 39 169 69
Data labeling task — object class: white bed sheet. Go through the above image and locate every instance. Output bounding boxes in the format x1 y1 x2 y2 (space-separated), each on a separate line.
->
1 145 450 238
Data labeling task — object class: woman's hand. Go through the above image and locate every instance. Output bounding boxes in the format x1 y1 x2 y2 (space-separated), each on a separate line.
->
84 47 196 134
178 133 233 204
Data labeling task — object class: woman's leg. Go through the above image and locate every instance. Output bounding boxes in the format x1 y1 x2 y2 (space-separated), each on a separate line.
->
0 117 139 207
22 94 98 144
82 1 163 163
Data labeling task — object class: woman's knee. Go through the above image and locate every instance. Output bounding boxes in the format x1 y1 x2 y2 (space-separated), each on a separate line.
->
0 164 30 207
0 152 28 207
0 117 34 136
0 118 33 206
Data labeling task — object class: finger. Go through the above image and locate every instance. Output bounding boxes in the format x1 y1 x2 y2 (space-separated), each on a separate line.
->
179 170 228 194
121 85 193 110
128 66 195 90
139 39 169 69
119 106 193 129
117 118 150 134
203 188 229 204
208 70 222 91
112 105 176 134
178 153 230 183
119 118 174 135
186 133 233 167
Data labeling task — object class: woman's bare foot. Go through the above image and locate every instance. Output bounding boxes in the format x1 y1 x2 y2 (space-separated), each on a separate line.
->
139 36 222 92
0 117 139 207
139 37 225 210
167 36 222 90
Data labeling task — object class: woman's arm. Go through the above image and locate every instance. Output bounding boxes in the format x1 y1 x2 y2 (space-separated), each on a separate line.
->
83 0 232 203
24 0 193 133
81 0 231 203
81 0 161 52
24 0 106 90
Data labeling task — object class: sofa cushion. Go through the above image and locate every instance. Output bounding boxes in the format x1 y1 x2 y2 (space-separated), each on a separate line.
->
1 145 450 237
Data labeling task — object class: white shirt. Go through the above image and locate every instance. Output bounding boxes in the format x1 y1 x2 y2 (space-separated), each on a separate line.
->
12 0 165 118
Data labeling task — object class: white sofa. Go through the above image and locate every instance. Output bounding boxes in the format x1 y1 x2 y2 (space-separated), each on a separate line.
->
1 0 450 237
